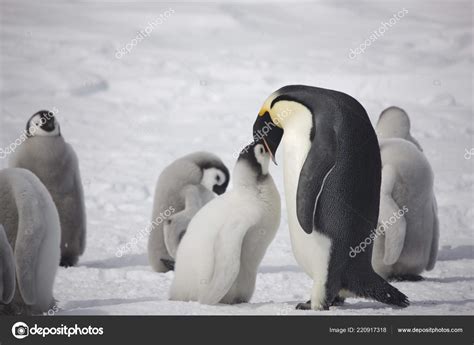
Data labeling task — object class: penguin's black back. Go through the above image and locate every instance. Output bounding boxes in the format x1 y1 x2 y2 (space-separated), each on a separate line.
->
275 85 381 241
303 87 381 258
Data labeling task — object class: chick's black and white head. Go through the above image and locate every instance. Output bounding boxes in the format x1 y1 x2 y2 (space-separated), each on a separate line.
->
201 163 230 195
26 110 60 137
237 140 270 178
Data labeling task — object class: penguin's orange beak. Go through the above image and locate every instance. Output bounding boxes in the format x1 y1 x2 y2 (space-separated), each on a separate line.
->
262 137 277 165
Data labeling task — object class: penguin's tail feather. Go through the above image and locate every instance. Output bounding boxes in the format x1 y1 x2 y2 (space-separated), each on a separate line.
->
348 271 409 308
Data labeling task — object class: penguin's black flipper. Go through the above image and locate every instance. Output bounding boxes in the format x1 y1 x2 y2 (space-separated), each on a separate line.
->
349 272 409 308
296 124 337 234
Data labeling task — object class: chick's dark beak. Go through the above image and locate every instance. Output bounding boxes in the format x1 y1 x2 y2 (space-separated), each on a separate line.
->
41 113 56 132
213 184 226 195
253 111 283 165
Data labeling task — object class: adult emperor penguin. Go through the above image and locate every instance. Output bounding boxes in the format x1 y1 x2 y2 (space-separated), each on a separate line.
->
376 106 423 151
9 110 86 267
253 85 409 310
372 108 439 281
170 141 280 304
148 152 230 272
0 168 60 315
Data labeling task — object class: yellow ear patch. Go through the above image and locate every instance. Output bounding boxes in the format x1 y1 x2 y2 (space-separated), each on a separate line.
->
270 100 309 129
258 93 278 116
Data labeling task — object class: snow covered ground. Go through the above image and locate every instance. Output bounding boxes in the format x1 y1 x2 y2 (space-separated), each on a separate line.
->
0 0 472 315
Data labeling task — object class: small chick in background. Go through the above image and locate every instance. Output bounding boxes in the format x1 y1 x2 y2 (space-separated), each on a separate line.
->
9 110 86 268
148 152 230 272
373 107 439 281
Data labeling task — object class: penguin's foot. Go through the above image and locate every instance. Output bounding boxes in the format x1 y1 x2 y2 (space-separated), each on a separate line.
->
389 274 424 282
330 296 345 306
161 259 175 271
295 300 329 310
296 300 311 310
0 303 32 316
60 255 78 268
231 297 248 305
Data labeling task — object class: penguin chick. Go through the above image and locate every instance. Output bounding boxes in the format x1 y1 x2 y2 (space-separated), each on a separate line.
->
0 168 60 315
170 141 281 305
372 138 439 281
376 106 423 151
10 110 86 267
148 152 230 272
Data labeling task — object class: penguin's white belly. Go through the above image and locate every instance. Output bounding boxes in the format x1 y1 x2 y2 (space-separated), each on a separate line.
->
283 131 332 280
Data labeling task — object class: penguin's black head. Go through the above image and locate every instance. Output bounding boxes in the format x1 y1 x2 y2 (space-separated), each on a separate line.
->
26 110 60 137
200 161 230 195
237 140 270 177
253 86 316 164
252 111 283 165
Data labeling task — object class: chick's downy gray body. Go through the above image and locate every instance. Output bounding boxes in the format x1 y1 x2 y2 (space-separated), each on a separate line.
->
148 152 229 272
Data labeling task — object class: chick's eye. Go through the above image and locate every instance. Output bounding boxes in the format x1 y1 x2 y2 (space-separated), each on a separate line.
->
216 175 221 182
260 146 264 154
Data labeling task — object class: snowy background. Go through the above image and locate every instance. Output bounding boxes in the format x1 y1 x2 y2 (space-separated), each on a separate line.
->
0 0 472 315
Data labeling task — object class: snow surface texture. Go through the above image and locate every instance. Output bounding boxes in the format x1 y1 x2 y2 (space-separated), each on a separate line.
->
0 0 472 315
